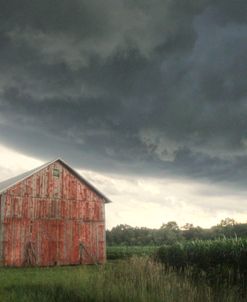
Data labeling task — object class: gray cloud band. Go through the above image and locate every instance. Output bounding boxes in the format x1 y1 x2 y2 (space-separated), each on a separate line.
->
0 0 247 187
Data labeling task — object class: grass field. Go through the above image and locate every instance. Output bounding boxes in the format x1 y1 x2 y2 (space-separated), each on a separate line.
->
0 257 246 302
107 245 157 259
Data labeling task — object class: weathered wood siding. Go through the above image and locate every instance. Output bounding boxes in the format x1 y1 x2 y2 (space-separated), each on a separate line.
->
0 161 106 267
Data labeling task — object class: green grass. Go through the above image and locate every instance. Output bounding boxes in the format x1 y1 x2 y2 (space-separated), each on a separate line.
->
0 257 245 302
107 245 157 259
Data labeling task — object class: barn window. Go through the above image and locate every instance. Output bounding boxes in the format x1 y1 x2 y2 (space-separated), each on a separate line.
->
53 169 60 177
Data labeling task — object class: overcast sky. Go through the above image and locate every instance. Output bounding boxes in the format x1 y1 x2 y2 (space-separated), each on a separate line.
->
0 0 247 228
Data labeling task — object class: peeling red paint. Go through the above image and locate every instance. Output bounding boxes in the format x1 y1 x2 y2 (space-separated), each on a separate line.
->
0 161 106 267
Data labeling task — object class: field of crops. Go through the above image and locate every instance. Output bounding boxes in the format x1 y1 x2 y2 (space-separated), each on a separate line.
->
156 238 247 272
155 238 247 292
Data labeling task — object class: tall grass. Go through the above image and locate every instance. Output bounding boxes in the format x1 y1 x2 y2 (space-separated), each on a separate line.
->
0 257 245 302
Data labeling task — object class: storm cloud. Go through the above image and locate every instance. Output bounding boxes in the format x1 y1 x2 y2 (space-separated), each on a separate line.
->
0 0 247 189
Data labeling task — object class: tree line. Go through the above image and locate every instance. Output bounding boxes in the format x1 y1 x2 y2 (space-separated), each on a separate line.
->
106 218 247 246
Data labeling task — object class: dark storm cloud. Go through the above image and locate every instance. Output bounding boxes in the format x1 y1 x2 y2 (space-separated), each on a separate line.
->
0 0 247 187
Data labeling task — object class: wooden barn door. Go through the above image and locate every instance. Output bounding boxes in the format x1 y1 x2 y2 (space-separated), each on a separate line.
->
38 220 58 266
78 222 98 264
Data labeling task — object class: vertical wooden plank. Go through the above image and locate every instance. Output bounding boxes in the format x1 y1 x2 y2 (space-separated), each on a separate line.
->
57 220 64 265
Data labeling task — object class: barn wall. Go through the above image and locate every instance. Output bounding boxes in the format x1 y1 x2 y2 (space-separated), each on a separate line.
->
0 194 3 264
1 161 106 267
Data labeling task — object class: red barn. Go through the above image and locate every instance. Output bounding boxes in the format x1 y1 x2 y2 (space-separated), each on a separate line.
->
0 158 110 267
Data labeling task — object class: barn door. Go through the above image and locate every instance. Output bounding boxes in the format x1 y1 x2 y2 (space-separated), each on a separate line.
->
24 220 37 266
78 222 97 264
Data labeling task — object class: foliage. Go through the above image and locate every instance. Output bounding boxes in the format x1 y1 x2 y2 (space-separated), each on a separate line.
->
106 220 247 246
219 218 237 227
0 258 245 302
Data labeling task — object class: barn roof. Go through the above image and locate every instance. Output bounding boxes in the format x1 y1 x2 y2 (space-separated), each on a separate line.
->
0 158 111 203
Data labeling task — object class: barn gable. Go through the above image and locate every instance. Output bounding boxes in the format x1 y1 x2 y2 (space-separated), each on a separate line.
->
0 158 111 203
0 159 109 267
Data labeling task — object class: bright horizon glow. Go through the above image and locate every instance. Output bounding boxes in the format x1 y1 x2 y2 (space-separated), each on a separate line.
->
0 143 247 230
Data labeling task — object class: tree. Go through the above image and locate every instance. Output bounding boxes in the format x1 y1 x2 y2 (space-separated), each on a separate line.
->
159 221 182 244
182 223 194 230
219 217 237 227
160 221 179 231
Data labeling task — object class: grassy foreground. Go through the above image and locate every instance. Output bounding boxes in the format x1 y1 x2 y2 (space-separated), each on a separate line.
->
0 257 245 302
